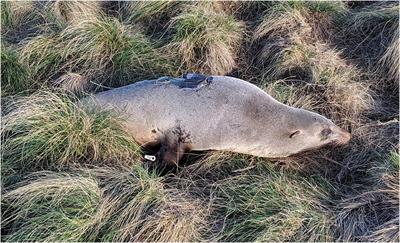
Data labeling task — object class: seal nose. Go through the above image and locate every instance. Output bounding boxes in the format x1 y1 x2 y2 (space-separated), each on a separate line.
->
332 126 351 145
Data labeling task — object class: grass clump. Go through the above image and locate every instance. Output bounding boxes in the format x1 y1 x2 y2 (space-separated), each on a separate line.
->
1 1 66 44
1 1 34 33
59 17 134 70
2 166 208 242
2 172 101 242
335 150 399 242
254 1 347 42
340 2 399 82
1 44 33 96
54 72 88 94
53 0 102 24
264 80 319 110
214 163 335 241
271 1 348 15
92 166 208 242
168 3 245 75
61 16 177 84
262 41 373 127
20 34 64 82
19 16 174 90
378 25 399 83
122 0 181 23
253 1 348 77
286 43 373 124
1 90 139 185
120 0 182 38
254 2 373 127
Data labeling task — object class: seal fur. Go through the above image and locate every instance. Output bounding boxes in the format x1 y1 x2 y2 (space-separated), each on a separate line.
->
90 75 351 165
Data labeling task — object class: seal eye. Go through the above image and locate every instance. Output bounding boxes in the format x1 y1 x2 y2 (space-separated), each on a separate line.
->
321 128 331 136
289 130 301 138
320 128 331 139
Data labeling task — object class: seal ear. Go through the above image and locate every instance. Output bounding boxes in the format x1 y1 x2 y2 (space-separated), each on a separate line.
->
289 130 301 138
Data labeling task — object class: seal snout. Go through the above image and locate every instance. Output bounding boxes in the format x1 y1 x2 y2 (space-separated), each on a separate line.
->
331 126 351 145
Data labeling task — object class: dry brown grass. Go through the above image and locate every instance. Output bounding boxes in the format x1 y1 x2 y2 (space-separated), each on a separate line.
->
1 1 34 32
91 166 208 242
53 0 102 24
122 0 181 23
54 72 88 94
167 2 245 75
254 9 310 42
2 166 210 242
254 4 374 128
1 91 140 187
2 172 101 241
264 80 319 110
19 15 174 90
338 2 399 86
335 172 399 241
378 26 400 83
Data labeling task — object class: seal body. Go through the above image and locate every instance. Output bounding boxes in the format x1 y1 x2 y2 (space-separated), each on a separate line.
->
90 75 351 165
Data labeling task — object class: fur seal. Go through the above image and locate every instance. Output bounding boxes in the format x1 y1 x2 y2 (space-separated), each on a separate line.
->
89 74 351 165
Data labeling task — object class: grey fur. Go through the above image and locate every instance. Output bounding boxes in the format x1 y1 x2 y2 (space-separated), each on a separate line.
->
88 76 351 163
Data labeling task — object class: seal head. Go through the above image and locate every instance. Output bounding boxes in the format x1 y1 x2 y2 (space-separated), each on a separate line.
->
254 107 351 158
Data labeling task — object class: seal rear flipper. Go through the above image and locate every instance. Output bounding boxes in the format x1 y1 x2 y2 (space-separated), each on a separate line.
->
157 142 187 169
141 140 188 172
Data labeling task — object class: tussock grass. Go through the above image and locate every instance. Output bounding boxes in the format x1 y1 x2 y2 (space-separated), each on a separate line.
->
277 1 348 15
335 151 399 241
2 166 209 242
91 166 208 242
344 3 398 42
119 0 182 38
53 0 102 24
262 42 373 126
1 91 139 185
214 163 335 242
168 3 245 75
2 172 101 242
264 80 319 110
254 3 373 127
254 1 347 42
1 1 66 43
340 2 399 82
59 16 175 83
59 17 135 71
1 1 34 33
253 1 348 77
20 34 63 82
378 27 399 83
19 16 174 90
122 0 181 23
1 44 32 96
54 72 88 94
